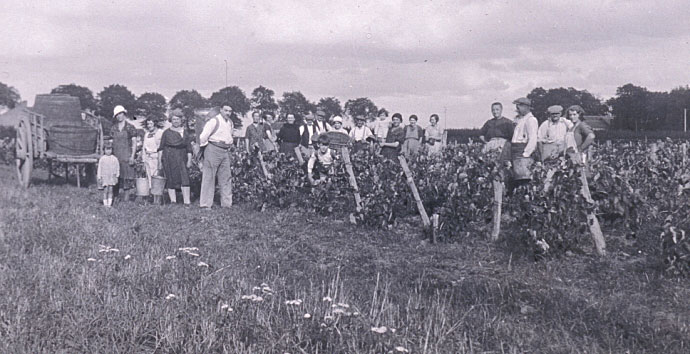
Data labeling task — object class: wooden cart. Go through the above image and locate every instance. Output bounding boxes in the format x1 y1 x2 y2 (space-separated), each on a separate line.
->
15 109 104 188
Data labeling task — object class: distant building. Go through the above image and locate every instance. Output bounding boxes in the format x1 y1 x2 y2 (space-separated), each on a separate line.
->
583 114 613 131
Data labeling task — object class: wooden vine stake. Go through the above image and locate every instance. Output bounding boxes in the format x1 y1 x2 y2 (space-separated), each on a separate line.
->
431 213 440 243
491 179 503 241
578 164 606 256
398 155 431 228
294 146 305 165
256 150 271 180
340 147 362 212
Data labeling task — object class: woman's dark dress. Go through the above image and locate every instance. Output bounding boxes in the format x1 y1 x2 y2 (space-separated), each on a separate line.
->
159 128 192 189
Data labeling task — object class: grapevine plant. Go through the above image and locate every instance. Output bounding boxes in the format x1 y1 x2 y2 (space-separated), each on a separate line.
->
192 141 689 276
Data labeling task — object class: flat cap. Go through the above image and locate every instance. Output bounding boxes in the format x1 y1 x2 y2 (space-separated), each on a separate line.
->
316 109 327 117
547 105 563 114
513 97 531 106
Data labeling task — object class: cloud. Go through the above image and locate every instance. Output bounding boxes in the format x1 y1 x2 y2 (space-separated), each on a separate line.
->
1 0 689 128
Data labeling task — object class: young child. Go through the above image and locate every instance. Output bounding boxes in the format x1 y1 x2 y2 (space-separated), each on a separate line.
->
97 145 120 207
307 134 336 185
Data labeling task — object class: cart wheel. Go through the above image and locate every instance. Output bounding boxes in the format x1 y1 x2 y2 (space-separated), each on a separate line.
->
15 119 33 188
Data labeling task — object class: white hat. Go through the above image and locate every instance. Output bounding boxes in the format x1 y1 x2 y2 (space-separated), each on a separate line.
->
113 105 127 118
332 116 343 123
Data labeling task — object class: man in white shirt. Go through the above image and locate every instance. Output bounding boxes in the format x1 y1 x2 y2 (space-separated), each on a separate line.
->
511 97 539 159
537 105 573 161
199 104 234 208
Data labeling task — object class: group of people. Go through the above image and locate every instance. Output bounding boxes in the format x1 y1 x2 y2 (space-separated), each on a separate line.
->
97 96 593 208
479 97 595 169
97 104 446 208
245 108 445 159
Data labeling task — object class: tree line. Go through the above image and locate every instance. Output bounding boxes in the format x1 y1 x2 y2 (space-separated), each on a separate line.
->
2 81 689 130
0 82 381 125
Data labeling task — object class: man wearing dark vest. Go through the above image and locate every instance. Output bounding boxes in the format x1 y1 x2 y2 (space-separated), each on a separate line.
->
314 109 332 132
199 104 234 208
298 112 320 159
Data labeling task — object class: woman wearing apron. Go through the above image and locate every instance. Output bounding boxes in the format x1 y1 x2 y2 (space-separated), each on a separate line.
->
425 114 444 156
110 105 137 201
142 118 163 187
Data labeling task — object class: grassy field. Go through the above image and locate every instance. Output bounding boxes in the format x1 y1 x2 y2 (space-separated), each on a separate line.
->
0 165 688 353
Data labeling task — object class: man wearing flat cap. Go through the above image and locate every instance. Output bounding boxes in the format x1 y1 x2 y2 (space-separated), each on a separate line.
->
510 97 539 161
537 105 573 161
314 109 332 132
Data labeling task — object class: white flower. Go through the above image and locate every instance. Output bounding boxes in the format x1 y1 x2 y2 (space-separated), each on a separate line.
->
187 252 200 257
197 262 209 268
303 313 311 319
87 258 97 262
178 247 199 252
336 303 349 308
371 326 388 334
220 303 233 312
165 255 176 260
241 294 264 302
261 286 273 294
324 315 334 321
390 328 396 333
165 294 176 300
322 296 332 302
252 286 262 291
124 254 131 260
285 299 303 305
395 346 409 353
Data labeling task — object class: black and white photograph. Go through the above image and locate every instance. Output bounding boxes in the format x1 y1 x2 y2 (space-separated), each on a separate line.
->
1 0 688 352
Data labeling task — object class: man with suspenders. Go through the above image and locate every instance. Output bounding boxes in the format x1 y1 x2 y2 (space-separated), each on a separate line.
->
198 105 235 208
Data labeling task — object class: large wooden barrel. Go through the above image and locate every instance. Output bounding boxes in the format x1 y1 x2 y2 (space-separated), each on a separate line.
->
48 125 98 155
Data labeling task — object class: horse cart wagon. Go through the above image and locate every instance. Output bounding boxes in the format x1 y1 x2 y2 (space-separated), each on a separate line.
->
14 94 104 188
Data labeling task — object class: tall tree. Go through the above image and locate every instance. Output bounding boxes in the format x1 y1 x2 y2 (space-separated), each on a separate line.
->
250 86 278 114
209 86 251 116
278 91 315 123
665 86 690 131
526 87 606 123
135 92 167 120
0 82 21 109
170 89 208 119
344 97 378 120
97 84 136 120
316 97 343 119
608 84 649 131
51 84 97 111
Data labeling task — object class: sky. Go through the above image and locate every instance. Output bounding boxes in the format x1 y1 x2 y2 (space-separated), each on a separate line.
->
1 0 689 128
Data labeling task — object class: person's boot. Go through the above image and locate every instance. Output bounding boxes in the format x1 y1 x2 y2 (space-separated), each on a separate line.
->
181 186 191 205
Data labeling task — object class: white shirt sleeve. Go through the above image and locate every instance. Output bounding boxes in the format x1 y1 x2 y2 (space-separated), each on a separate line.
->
523 117 539 157
537 122 548 143
199 117 217 147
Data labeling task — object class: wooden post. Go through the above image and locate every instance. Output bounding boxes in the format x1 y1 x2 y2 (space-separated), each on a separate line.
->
431 213 440 243
340 147 362 212
682 142 687 167
294 146 305 165
76 164 81 188
256 150 271 180
398 155 431 227
491 179 503 241
579 166 606 256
